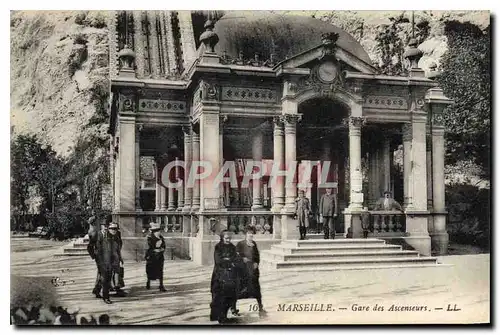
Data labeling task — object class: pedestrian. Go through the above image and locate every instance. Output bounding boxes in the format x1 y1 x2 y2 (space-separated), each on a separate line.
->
294 190 311 240
319 188 339 239
87 215 111 298
145 221 166 292
95 222 123 304
234 227 267 317
210 230 240 324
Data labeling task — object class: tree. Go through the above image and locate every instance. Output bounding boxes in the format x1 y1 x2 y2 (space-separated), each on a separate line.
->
436 21 491 178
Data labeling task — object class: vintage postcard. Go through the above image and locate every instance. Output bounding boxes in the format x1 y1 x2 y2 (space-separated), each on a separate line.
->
10 9 490 325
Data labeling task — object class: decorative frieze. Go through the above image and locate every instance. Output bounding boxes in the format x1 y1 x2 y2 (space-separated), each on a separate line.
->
201 81 219 100
364 96 408 109
138 99 186 112
119 94 136 112
221 87 277 103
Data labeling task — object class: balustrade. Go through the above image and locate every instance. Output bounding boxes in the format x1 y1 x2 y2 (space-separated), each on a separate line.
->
368 210 405 234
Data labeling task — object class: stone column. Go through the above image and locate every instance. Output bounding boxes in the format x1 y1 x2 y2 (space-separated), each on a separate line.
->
167 181 176 211
154 158 161 211
176 157 184 210
199 109 220 211
404 114 431 256
282 114 300 213
251 130 264 210
135 125 142 211
113 140 120 211
182 126 192 212
431 126 448 254
347 117 364 210
271 116 285 213
402 124 412 208
382 134 391 193
219 116 226 210
118 114 137 237
160 186 167 211
191 130 201 211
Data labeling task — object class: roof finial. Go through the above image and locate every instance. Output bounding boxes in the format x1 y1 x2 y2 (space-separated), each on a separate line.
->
199 19 219 53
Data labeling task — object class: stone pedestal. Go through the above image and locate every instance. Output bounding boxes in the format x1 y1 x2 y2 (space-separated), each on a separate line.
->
281 214 300 241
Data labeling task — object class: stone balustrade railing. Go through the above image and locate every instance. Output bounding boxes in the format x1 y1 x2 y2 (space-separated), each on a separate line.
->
368 210 406 234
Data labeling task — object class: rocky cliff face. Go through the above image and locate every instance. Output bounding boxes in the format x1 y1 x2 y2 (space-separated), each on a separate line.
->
10 10 109 157
10 10 489 158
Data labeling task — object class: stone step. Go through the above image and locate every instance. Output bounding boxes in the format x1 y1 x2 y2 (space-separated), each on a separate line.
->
262 263 448 272
283 238 386 248
305 233 345 240
271 244 402 254
262 256 439 270
262 250 419 262
54 252 88 257
63 247 88 252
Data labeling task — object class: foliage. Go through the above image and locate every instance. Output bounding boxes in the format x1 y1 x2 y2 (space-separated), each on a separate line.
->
436 21 491 178
373 12 430 76
446 183 490 251
11 134 65 215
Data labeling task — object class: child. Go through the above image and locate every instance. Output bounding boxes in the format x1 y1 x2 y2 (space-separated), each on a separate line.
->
145 222 166 292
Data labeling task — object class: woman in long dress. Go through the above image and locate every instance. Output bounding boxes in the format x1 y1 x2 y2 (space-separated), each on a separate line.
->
210 230 240 324
234 227 267 316
145 222 166 292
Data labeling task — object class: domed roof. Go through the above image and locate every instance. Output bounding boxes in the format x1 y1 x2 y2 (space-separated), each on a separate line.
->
213 11 372 65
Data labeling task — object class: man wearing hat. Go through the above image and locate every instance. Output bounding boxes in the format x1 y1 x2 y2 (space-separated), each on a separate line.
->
95 221 123 304
319 188 339 239
374 191 403 229
87 214 112 298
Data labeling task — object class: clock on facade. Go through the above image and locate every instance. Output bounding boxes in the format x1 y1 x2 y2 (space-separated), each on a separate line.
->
316 61 338 83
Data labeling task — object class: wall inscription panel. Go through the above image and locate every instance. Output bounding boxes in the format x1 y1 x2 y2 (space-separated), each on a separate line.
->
363 96 408 110
221 87 277 103
139 99 186 113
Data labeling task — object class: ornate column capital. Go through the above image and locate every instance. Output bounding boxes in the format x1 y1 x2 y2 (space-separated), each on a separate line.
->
349 116 365 128
283 114 302 125
182 125 192 135
220 114 228 124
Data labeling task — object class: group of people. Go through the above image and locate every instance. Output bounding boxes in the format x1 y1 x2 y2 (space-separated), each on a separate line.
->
294 188 403 239
295 188 339 240
87 214 125 304
87 214 167 304
210 228 266 324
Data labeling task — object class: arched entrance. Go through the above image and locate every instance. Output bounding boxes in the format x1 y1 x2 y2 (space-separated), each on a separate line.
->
296 97 350 233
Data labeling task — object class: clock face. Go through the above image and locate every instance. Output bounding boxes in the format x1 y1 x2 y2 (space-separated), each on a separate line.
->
317 62 338 83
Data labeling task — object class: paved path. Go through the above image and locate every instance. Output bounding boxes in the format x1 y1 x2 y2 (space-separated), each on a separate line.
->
10 238 490 325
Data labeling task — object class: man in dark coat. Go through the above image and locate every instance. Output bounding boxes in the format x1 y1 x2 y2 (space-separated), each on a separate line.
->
210 231 240 324
87 214 111 298
319 188 339 239
95 222 123 304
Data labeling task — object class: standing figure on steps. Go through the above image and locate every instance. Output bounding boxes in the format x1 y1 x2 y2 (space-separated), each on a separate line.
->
294 190 311 240
319 188 338 239
145 222 166 292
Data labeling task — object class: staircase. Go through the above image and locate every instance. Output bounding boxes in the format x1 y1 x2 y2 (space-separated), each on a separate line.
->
54 236 89 257
260 237 441 271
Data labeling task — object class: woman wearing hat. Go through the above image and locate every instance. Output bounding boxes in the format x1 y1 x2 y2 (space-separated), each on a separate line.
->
210 230 240 324
145 221 166 292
